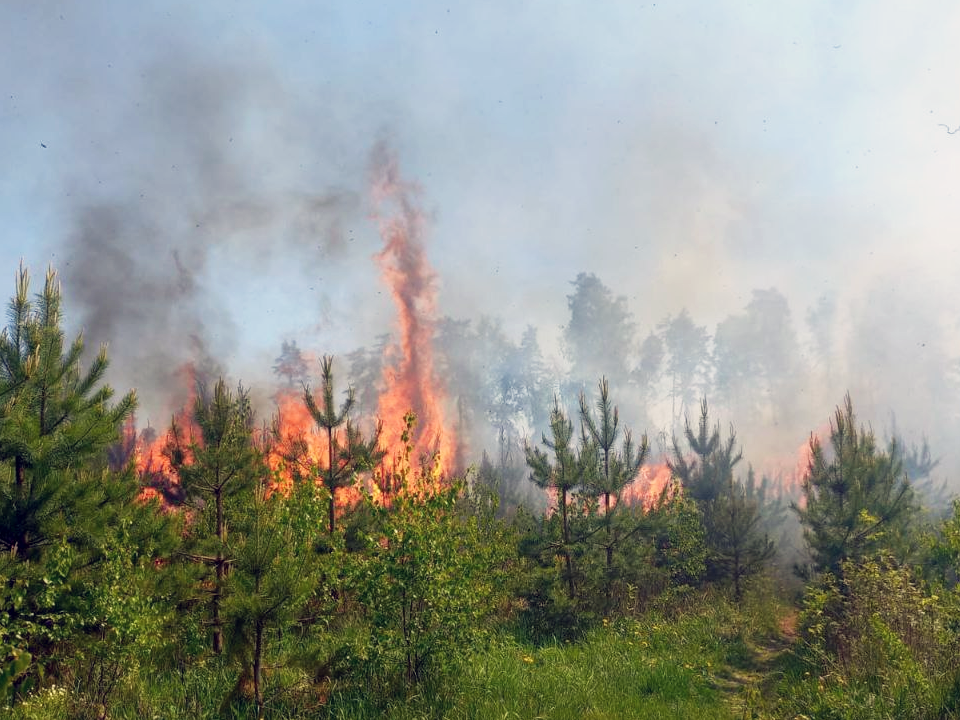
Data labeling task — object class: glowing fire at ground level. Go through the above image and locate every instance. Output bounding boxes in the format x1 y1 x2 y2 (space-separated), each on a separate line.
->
130 149 816 517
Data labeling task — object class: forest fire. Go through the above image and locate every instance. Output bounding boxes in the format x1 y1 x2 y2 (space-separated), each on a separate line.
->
620 462 676 510
132 150 458 509
133 364 200 505
265 390 325 491
370 144 457 486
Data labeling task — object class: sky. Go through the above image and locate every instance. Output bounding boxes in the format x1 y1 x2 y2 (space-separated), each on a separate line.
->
2 1 960 472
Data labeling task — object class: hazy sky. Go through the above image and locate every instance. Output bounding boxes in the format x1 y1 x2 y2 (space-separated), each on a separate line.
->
3 1 960 439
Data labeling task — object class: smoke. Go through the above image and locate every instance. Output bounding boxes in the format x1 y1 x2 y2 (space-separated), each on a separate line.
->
4 1 960 496
47 43 367 422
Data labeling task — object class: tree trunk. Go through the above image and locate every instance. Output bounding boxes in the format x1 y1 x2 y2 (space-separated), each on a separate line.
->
327 425 336 534
604 491 613 608
734 553 742 603
561 487 575 600
14 456 27 553
213 488 225 654
254 618 264 715
14 455 24 491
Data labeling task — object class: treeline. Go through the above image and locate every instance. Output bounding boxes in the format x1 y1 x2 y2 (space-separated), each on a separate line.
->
2 265 960 718
338 273 953 509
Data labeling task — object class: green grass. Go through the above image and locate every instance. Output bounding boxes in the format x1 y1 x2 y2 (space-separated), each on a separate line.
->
9 588 788 719
323 593 781 720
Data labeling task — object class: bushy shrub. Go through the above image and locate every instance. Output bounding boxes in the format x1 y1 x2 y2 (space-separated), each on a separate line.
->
786 555 959 719
351 423 513 693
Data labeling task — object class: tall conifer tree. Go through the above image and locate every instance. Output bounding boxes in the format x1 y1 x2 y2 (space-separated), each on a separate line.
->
0 265 171 699
525 399 591 600
168 379 258 654
0 265 136 557
579 377 649 603
671 399 772 597
793 395 916 576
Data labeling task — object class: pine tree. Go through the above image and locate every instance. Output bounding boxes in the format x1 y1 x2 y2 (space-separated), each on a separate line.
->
703 476 774 601
168 378 258 654
303 355 383 534
793 395 917 577
0 265 136 557
563 273 636 393
525 399 591 600
658 310 710 431
578 377 649 605
0 265 171 700
670 399 772 597
669 398 741 505
272 340 309 388
224 479 326 714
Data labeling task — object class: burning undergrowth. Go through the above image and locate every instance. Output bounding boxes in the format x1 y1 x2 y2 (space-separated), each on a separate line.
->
126 146 463 511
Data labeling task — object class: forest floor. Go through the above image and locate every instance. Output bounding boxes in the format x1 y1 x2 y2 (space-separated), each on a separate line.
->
718 607 799 717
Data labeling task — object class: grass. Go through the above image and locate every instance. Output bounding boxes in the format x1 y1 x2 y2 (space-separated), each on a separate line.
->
321 589 785 720
9 587 792 720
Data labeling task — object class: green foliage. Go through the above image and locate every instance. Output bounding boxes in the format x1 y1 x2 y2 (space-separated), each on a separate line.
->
301 355 383 534
524 399 591 601
0 265 173 710
0 499 173 714
794 395 918 577
0 646 30 702
0 265 137 553
669 398 742 505
669 400 772 599
168 378 259 655
321 589 775 720
578 377 650 610
787 555 959 719
704 479 775 601
222 477 331 713
644 492 708 602
353 415 511 690
925 498 960 587
63 517 170 716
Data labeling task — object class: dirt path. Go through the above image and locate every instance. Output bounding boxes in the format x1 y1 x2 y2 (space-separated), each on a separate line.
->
717 608 799 717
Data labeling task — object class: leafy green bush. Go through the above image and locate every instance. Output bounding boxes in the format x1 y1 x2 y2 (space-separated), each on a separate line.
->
352 443 512 692
784 555 959 719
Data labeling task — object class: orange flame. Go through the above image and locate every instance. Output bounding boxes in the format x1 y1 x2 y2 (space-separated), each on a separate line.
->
263 390 363 511
132 152 461 513
135 363 200 504
620 462 676 510
754 423 830 506
370 145 457 487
